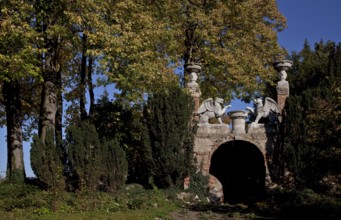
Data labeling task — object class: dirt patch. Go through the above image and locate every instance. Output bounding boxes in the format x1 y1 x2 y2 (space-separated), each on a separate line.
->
169 209 236 220
165 209 249 220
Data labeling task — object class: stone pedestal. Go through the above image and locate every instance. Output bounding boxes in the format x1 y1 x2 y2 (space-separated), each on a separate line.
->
228 110 248 134
273 60 292 120
192 96 200 121
277 80 289 112
185 62 202 121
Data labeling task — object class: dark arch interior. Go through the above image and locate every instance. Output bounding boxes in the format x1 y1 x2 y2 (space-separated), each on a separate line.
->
209 140 266 203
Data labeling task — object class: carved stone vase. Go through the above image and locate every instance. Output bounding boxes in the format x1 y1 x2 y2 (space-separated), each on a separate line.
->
273 60 293 81
228 110 248 134
186 62 202 114
185 62 202 73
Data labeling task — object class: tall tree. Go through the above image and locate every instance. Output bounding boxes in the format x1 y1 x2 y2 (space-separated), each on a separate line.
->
2 80 24 183
0 0 40 182
33 0 66 142
284 40 341 188
102 0 286 102
63 0 121 123
33 0 111 148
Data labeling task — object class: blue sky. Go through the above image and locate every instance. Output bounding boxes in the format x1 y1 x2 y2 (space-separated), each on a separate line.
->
1 0 341 177
277 0 341 52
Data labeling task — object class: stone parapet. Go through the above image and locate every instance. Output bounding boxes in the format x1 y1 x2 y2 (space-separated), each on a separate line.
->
196 124 230 138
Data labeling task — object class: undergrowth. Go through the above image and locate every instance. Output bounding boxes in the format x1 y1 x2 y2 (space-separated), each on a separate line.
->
0 181 340 219
0 182 179 219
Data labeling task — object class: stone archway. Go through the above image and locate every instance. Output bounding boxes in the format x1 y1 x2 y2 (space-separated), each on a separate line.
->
209 140 266 203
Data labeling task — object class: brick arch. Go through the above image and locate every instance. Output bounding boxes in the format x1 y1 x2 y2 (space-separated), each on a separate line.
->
211 137 266 156
209 140 266 203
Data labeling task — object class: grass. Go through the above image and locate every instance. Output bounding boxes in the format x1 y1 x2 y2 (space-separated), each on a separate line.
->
0 182 180 220
0 181 340 220
0 207 178 220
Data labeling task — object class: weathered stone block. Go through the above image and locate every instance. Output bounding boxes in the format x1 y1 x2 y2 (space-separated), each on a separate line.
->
196 124 230 138
194 138 214 153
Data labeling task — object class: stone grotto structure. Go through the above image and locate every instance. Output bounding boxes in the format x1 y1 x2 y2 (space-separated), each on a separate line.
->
185 60 293 203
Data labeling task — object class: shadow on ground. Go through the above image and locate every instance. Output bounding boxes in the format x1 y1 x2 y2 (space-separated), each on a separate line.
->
171 195 341 220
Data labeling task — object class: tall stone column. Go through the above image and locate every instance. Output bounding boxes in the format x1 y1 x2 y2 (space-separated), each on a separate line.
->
273 60 294 187
273 60 293 119
185 62 202 121
184 63 202 190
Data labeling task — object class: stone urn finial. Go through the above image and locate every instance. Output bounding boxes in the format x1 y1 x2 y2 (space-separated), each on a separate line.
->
273 60 293 81
185 62 202 97
185 62 202 73
274 60 293 110
185 62 202 113
228 110 248 134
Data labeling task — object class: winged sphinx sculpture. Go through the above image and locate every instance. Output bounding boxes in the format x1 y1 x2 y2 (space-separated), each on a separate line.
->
246 97 280 127
197 98 231 125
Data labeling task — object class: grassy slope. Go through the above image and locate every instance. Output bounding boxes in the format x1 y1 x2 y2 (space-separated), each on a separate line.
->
0 182 340 220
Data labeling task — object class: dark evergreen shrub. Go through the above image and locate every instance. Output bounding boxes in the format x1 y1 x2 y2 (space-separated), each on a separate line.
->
30 129 65 190
99 139 128 192
66 122 101 191
66 121 128 192
142 85 195 188
91 95 142 184
283 41 341 189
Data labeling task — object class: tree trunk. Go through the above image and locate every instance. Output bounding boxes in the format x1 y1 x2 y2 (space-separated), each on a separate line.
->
80 34 88 121
55 70 66 162
88 56 95 118
183 20 197 87
39 37 60 143
3 80 25 183
40 80 57 143
55 70 63 145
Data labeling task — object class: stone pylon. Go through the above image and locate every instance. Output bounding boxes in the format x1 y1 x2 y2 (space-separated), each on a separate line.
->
273 60 294 187
185 62 202 121
273 60 293 120
183 62 202 190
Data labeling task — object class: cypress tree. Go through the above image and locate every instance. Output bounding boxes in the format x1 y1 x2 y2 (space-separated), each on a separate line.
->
142 85 195 188
99 139 128 192
65 121 129 192
30 129 65 190
66 122 101 191
91 95 143 185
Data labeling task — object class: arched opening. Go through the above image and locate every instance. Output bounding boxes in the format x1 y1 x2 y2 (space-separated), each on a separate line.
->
209 140 266 203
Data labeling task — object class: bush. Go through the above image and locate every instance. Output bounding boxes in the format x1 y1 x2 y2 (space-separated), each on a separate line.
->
99 139 128 192
0 183 46 211
66 122 102 191
66 122 128 192
187 172 210 200
30 129 65 190
142 85 195 189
